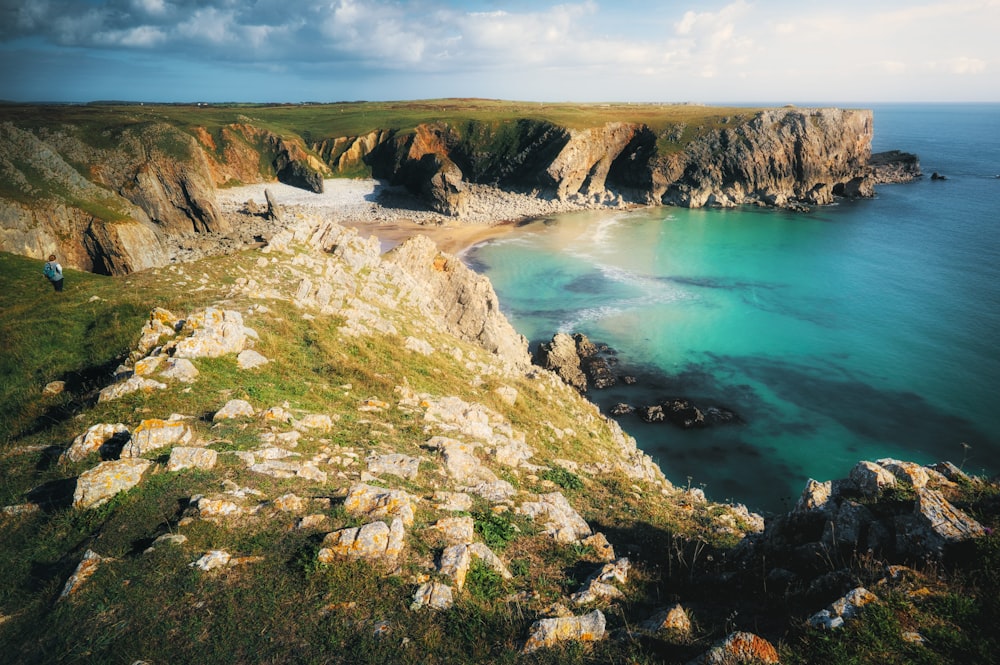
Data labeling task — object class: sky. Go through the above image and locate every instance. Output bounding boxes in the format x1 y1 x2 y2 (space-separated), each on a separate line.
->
1 0 998 104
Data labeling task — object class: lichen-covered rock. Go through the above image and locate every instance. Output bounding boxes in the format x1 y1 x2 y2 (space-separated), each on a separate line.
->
522 609 606 653
639 604 693 639
904 488 986 555
190 550 232 571
687 631 780 665
172 308 248 359
517 492 592 543
61 422 130 464
849 460 897 498
60 549 108 599
411 581 454 611
430 516 475 545
877 458 930 489
344 483 417 527
366 453 421 481
808 587 879 630
159 357 199 383
317 518 405 564
98 375 167 402
213 399 256 421
795 478 833 514
122 418 193 458
73 459 153 509
167 446 217 472
237 349 269 369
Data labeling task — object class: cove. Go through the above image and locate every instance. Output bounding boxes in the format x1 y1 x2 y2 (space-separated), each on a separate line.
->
464 105 1000 512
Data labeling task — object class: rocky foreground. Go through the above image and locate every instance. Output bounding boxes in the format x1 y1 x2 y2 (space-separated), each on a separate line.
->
3 209 995 663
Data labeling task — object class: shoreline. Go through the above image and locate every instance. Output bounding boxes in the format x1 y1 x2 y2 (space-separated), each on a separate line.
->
212 178 634 258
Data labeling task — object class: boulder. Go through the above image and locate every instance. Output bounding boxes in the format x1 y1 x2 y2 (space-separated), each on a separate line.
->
159 357 199 383
808 587 879 630
172 308 248 359
343 483 417 527
73 459 153 509
687 631 780 665
122 418 193 458
167 447 217 472
848 460 897 498
61 423 130 464
523 609 606 653
317 518 406 564
59 550 108 599
410 581 455 611
237 349 269 370
537 333 587 392
516 492 592 543
213 399 256 421
639 604 693 639
98 375 167 403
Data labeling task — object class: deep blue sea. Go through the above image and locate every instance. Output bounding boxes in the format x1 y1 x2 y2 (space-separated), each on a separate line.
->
465 104 1000 513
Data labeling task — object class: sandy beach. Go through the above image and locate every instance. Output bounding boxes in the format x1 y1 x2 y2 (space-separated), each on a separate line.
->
214 178 626 257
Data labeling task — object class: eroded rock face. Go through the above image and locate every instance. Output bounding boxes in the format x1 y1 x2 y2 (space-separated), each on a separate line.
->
386 235 530 369
537 333 587 392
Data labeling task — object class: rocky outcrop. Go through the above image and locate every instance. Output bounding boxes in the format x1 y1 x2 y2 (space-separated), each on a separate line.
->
658 108 874 208
869 150 922 183
385 235 531 369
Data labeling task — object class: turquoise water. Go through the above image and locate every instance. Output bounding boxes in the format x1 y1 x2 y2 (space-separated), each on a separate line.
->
466 104 1000 512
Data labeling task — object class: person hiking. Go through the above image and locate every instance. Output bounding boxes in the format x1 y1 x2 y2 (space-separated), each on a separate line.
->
43 254 64 292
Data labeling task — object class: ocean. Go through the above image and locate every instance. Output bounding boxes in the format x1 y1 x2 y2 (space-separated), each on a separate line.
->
464 103 1000 513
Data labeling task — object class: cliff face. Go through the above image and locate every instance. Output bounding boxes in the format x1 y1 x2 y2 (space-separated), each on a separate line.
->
0 105 875 273
342 108 874 214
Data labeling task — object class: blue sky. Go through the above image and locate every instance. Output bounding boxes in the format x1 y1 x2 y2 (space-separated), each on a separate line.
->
1 0 997 103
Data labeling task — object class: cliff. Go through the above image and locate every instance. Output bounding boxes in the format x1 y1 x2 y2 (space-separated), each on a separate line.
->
1 102 878 274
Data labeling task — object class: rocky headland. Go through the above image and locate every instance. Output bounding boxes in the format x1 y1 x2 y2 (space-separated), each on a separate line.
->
0 102 909 275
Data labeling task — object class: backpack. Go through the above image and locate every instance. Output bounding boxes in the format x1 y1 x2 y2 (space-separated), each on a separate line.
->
44 262 59 280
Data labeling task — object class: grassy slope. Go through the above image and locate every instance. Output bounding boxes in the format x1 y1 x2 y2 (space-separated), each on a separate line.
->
2 237 998 664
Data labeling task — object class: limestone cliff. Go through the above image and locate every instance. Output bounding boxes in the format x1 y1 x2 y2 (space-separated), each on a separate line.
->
0 103 878 273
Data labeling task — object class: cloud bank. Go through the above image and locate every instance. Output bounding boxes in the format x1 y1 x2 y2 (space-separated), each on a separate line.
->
0 0 997 102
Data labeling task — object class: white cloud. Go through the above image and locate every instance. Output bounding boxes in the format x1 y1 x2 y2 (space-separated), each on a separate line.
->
131 0 168 17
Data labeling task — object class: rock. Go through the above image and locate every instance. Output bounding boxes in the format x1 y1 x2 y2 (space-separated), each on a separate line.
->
144 533 188 553
429 516 475 545
60 550 107 599
344 483 416 527
808 587 879 630
317 518 406 564
261 405 294 423
159 357 199 383
494 385 518 406
877 458 929 489
931 172 947 180
133 355 164 376
869 150 922 184
213 399 256 421
430 437 497 485
610 403 634 416
639 604 693 639
848 460 897 498
404 336 434 355
172 308 248 359
237 349 269 369
73 459 153 509
411 581 455 611
570 580 624 605
438 543 513 590
903 487 986 555
537 333 587 392
122 418 193 458
295 413 334 432
581 532 617 562
190 550 232 571
795 478 833 514
516 492 592 543
687 631 780 665
432 491 473 512
385 235 531 369
195 496 244 519
167 446 217 471
581 355 616 389
61 422 130 464
522 609 606 653
98 375 167 402
42 381 66 396
273 493 308 512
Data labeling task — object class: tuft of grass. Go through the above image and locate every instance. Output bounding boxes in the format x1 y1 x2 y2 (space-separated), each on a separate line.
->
541 466 583 491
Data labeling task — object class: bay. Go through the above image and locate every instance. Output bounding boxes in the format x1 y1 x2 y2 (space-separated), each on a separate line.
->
465 103 1000 512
